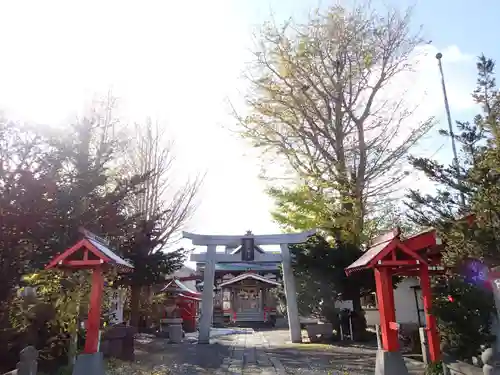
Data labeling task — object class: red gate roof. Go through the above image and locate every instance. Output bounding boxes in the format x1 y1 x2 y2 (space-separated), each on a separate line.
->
345 228 442 276
46 229 133 271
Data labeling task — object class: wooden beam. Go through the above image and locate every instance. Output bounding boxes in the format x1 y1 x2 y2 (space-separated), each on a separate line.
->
84 239 113 263
395 239 428 265
46 239 87 269
190 252 282 263
64 260 104 267
182 230 316 246
394 268 446 277
366 241 398 269
377 260 420 267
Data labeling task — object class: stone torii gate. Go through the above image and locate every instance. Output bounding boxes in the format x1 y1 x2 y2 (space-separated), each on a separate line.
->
183 230 315 344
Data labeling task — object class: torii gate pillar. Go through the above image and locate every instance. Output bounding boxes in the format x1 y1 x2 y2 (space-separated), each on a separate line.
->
184 230 315 344
200 244 216 343
280 243 301 343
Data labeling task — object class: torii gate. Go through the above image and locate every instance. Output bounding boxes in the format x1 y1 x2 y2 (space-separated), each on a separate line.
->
183 230 315 343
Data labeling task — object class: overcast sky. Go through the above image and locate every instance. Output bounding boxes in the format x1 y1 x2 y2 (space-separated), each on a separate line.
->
0 0 491 252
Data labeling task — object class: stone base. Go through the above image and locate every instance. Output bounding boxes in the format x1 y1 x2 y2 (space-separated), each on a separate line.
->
72 352 105 375
374 350 409 375
169 324 183 344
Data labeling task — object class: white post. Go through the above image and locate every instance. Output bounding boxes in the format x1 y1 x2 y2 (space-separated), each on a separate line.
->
491 278 500 352
199 244 216 344
280 243 302 343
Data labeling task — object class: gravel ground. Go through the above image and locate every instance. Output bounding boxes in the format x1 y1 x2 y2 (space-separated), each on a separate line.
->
125 333 233 374
106 329 425 375
258 329 425 374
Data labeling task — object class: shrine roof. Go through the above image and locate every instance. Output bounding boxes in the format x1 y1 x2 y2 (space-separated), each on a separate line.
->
160 278 201 297
345 229 399 274
218 272 281 287
178 293 201 301
86 237 134 269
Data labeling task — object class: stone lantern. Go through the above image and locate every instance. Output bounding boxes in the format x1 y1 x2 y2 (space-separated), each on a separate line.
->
160 280 184 343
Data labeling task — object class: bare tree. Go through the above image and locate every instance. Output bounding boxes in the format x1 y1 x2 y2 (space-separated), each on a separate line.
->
121 118 203 327
236 4 435 240
123 117 203 247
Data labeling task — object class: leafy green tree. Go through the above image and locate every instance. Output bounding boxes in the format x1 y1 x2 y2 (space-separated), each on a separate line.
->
117 218 187 328
0 95 198 365
289 235 374 332
0 106 151 365
406 55 500 358
269 183 410 338
432 275 494 359
0 119 67 325
269 183 417 244
237 3 433 243
236 3 432 337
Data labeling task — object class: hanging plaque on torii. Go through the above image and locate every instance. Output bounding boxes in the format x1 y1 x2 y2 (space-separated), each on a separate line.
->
228 231 266 261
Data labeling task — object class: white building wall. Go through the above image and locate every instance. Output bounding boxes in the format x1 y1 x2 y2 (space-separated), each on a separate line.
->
364 277 424 327
365 309 380 326
394 277 423 324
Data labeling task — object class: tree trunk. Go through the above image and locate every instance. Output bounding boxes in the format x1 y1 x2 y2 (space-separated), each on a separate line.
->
349 288 367 341
142 286 151 329
130 285 141 328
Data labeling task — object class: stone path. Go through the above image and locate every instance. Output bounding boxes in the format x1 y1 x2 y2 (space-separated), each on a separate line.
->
130 329 426 374
219 329 425 374
219 331 283 374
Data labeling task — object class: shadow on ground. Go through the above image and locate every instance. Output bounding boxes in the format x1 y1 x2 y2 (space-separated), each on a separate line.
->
134 334 233 374
264 346 375 374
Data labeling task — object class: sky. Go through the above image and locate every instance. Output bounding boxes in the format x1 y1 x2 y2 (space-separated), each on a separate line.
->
0 0 497 252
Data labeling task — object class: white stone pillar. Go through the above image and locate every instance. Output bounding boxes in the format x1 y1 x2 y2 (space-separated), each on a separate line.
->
199 244 216 344
280 243 302 343
113 288 126 324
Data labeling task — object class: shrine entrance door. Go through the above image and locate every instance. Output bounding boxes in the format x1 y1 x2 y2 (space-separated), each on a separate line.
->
234 287 262 313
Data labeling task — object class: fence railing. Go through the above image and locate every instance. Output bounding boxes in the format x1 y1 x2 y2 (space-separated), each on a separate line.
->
374 324 497 375
442 355 483 375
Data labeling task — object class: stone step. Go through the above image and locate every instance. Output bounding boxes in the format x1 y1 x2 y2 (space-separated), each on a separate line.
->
235 312 264 316
235 312 265 322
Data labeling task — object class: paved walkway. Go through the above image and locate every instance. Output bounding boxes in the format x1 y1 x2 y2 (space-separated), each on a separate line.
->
130 329 426 375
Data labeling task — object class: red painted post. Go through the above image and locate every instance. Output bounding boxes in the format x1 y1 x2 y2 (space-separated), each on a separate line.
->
374 267 399 351
420 265 441 362
84 266 104 354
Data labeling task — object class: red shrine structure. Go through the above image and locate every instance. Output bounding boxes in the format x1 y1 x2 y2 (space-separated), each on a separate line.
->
345 227 444 367
160 277 202 332
46 229 133 355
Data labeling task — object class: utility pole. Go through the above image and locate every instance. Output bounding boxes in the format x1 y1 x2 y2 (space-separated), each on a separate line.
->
436 52 466 207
